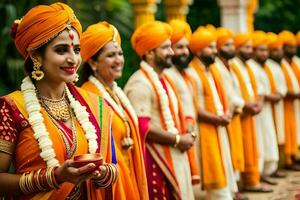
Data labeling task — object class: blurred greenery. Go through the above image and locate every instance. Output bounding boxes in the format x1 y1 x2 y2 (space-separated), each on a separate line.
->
0 0 299 94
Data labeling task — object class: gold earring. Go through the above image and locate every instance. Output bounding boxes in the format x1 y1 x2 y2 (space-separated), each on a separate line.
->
74 73 79 82
31 57 44 80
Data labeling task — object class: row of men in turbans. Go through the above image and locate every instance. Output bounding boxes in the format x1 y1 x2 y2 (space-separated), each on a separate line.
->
121 20 300 200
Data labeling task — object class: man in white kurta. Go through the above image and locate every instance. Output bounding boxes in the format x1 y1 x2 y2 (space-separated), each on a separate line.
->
187 27 237 200
163 19 200 184
246 31 279 181
265 33 287 167
124 21 195 200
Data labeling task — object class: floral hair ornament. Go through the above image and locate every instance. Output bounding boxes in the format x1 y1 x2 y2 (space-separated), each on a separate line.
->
10 19 22 39
111 25 119 48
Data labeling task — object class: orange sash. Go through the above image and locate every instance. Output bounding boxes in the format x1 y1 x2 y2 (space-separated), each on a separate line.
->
281 61 299 164
189 58 227 190
8 87 113 200
81 81 149 200
230 59 260 186
211 64 245 172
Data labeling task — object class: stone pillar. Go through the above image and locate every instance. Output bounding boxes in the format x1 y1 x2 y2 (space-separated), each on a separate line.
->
164 0 193 22
130 0 157 28
218 0 258 33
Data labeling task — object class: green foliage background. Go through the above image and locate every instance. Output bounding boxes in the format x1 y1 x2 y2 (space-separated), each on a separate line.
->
0 0 299 96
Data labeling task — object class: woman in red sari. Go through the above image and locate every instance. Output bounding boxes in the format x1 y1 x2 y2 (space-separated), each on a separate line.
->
80 21 148 200
0 3 117 199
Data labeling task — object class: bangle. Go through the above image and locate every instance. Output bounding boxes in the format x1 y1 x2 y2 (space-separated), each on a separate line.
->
190 132 196 138
173 135 180 147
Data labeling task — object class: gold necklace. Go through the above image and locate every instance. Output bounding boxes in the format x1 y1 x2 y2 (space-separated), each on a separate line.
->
38 91 71 122
105 86 134 150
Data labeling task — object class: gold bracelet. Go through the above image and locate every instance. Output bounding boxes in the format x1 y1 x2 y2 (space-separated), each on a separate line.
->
173 135 181 147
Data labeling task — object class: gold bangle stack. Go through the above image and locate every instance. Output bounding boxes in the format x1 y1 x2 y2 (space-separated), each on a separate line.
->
94 164 119 188
173 134 181 148
19 167 60 194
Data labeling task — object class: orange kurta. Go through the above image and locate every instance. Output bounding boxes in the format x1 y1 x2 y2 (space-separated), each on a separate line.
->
230 59 260 186
189 59 227 190
4 86 113 200
81 81 148 200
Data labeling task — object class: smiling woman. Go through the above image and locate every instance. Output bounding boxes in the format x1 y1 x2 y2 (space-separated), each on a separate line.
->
79 21 148 200
0 3 118 200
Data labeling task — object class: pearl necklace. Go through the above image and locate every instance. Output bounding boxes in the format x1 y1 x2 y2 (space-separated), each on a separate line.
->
21 77 98 167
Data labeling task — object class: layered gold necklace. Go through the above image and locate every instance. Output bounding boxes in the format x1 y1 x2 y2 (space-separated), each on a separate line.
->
38 91 71 122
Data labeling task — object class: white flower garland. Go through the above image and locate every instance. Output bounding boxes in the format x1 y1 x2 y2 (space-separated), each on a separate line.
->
21 76 98 167
89 76 138 125
140 61 178 134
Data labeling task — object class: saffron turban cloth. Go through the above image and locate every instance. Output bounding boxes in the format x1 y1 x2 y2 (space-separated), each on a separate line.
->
80 21 121 61
189 27 217 54
233 33 252 49
131 21 172 57
14 2 82 59
168 19 192 44
278 30 297 46
266 32 283 49
296 31 300 46
252 30 268 48
216 27 233 49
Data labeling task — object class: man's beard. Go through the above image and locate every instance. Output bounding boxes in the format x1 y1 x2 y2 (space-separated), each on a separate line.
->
154 55 173 69
270 54 282 63
200 54 215 66
219 49 235 60
239 51 252 61
172 54 192 69
255 56 267 65
285 51 296 59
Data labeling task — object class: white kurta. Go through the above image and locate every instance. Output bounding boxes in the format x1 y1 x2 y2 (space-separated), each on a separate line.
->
265 59 287 145
282 58 300 146
124 64 194 200
247 59 279 175
187 63 237 198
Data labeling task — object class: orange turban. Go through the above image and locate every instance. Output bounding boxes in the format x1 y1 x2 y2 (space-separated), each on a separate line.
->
189 27 217 54
252 30 268 48
234 33 252 49
14 2 81 59
278 30 297 46
266 32 283 49
80 21 121 61
131 21 172 57
216 27 233 49
296 31 300 46
168 19 192 44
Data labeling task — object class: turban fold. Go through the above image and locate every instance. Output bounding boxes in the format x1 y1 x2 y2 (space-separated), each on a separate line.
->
252 30 268 48
296 31 300 46
278 30 297 46
14 2 81 59
131 21 172 57
216 27 233 49
266 32 283 49
81 21 121 61
189 27 217 54
168 19 192 44
233 33 252 49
